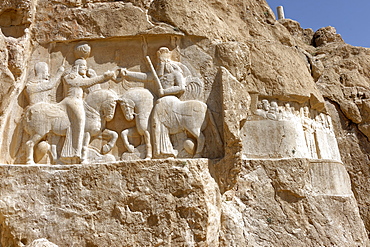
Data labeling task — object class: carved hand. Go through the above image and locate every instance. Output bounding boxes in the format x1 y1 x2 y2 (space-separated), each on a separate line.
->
104 70 115 79
159 88 164 97
87 68 97 78
120 68 128 77
57 66 65 74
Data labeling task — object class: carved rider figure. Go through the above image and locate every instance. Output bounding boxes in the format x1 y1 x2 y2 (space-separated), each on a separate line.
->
121 47 188 98
26 62 64 105
119 47 205 158
60 44 115 163
155 47 186 97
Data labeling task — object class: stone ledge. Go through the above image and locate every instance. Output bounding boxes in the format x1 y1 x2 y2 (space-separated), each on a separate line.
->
0 158 221 246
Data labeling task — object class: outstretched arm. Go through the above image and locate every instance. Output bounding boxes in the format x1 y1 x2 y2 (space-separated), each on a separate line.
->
121 68 153 82
48 66 65 90
65 71 115 88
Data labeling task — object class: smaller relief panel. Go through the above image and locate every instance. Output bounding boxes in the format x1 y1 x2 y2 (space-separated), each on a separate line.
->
15 37 223 165
308 161 352 196
241 97 341 161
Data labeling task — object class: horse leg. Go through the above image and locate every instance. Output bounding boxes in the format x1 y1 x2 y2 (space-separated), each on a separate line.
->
48 135 60 165
121 128 135 153
187 128 205 158
81 132 90 164
101 129 118 154
26 134 42 165
136 117 152 159
143 130 152 159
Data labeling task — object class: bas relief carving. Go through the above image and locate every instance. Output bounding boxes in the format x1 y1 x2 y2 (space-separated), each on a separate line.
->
242 98 341 161
21 42 220 164
18 40 342 165
24 44 117 165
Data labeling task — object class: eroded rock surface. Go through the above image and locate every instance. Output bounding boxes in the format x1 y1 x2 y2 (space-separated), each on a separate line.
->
0 160 220 247
0 0 370 246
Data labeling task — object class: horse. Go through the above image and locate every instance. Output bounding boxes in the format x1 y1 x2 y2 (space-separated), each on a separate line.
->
23 89 119 164
151 96 222 158
118 88 154 159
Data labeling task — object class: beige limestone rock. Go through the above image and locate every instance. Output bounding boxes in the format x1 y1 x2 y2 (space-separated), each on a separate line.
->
248 40 325 110
215 42 251 83
279 18 314 46
313 26 345 47
32 1 155 42
0 160 220 247
27 239 59 247
0 0 369 246
220 159 368 247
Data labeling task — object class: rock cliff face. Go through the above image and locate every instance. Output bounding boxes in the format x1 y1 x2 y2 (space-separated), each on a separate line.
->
0 0 370 246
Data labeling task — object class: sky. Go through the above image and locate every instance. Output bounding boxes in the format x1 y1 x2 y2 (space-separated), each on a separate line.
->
266 0 370 48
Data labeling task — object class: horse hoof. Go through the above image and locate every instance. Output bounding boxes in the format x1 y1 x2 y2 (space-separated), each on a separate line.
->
26 161 36 165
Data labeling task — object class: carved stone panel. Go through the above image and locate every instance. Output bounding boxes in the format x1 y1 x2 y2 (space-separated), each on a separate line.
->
241 97 341 161
12 37 224 164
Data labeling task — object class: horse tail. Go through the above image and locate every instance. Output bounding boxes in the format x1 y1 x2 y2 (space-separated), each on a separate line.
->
205 109 223 146
181 76 204 101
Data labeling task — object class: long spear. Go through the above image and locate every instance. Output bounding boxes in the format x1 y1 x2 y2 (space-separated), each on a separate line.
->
145 56 163 96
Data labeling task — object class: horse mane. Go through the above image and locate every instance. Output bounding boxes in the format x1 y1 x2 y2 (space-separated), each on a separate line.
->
83 89 118 118
83 101 100 118
85 89 118 104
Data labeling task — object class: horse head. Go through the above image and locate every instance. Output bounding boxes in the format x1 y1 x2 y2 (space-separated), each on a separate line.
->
85 89 119 121
118 97 135 121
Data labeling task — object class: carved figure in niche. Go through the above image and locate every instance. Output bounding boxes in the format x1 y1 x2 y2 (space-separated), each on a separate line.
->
23 88 119 165
121 47 203 100
262 99 270 111
118 88 154 159
254 99 270 119
314 113 338 159
151 96 222 158
281 103 295 119
155 47 186 97
59 44 116 163
255 101 266 118
26 62 64 105
323 113 334 131
118 46 211 159
266 101 279 120
301 106 318 159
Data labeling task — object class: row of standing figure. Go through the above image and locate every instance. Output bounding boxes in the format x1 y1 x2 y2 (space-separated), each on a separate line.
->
255 99 333 130
254 99 339 160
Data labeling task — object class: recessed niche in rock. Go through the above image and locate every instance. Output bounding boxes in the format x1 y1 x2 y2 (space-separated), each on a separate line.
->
241 95 341 161
0 9 30 38
1 1 370 246
13 36 223 165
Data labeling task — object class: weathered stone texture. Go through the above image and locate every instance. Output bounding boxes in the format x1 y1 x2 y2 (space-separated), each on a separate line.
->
1 159 367 247
0 160 220 246
220 159 367 247
0 0 370 246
